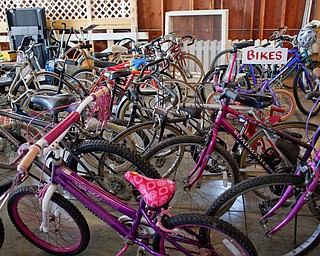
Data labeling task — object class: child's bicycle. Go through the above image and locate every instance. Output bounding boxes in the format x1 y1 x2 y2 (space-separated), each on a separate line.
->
0 86 257 255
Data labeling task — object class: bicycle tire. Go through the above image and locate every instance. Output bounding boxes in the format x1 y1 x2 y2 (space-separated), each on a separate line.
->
0 217 3 250
66 140 160 201
7 185 90 255
239 121 319 180
210 49 234 68
153 213 257 255
200 66 250 103
112 121 182 154
143 135 240 214
166 62 188 83
268 89 296 122
0 183 6 249
26 71 87 99
205 173 320 256
281 59 320 89
71 68 99 91
176 52 205 85
293 67 320 116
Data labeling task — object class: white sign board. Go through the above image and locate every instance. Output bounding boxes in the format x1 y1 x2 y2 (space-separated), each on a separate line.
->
242 47 288 64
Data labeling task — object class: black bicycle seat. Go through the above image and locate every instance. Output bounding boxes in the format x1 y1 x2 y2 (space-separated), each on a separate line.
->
305 91 320 102
31 94 76 115
178 104 203 119
223 89 274 109
93 59 116 68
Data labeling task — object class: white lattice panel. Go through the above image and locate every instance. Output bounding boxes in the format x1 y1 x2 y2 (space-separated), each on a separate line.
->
92 0 131 18
0 0 134 31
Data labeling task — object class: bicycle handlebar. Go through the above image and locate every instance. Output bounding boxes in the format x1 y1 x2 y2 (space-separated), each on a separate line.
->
269 35 295 42
181 35 195 46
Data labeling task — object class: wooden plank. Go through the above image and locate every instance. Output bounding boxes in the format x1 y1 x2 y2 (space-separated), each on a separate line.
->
259 0 266 39
250 0 255 38
281 0 287 27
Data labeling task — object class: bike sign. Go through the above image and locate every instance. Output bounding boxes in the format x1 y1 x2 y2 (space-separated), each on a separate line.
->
242 47 288 64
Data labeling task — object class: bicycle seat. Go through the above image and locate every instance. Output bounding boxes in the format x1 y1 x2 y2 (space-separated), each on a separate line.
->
93 52 112 58
178 103 203 118
0 76 12 87
233 41 254 50
124 171 175 208
305 91 320 102
31 94 76 115
93 59 116 68
104 69 132 80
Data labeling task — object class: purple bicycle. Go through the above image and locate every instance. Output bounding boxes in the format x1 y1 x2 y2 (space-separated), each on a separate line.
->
205 91 320 255
1 87 257 255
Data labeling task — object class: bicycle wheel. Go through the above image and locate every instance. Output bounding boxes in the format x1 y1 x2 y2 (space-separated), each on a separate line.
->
205 174 320 256
177 53 205 85
0 217 3 250
210 49 233 68
200 66 250 103
0 121 42 191
153 214 257 255
163 78 196 103
66 140 159 201
239 121 319 180
143 135 239 214
166 63 188 83
71 68 99 91
260 89 296 122
293 67 320 116
112 121 182 154
28 71 87 99
7 185 90 255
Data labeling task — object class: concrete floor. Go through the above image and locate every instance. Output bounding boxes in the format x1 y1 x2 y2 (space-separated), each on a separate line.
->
0 100 319 255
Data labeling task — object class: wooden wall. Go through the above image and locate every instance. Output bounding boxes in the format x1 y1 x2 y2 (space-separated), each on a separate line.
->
137 0 320 40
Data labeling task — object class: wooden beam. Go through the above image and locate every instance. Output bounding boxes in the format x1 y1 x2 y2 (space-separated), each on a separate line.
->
259 0 266 39
281 0 287 26
250 0 255 38
161 0 165 35
315 0 320 19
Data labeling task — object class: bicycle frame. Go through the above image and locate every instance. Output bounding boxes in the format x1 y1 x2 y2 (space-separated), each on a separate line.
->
41 161 191 255
184 98 316 190
260 126 320 236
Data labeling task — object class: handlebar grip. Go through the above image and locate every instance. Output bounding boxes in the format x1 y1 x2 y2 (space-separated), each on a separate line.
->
18 145 41 173
269 36 283 41
222 89 240 102
93 86 110 99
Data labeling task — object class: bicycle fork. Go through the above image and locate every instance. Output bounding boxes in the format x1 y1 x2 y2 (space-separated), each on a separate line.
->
260 162 320 237
183 125 223 190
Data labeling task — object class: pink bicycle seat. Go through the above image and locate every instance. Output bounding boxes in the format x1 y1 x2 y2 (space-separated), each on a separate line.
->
125 171 175 208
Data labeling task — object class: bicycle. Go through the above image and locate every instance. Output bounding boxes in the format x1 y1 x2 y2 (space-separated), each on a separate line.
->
2 86 257 255
200 40 296 122
204 91 320 255
141 85 318 214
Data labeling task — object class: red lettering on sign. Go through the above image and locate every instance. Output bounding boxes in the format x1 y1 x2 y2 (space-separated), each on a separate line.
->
260 52 268 60
276 51 282 60
269 51 275 60
247 50 255 60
